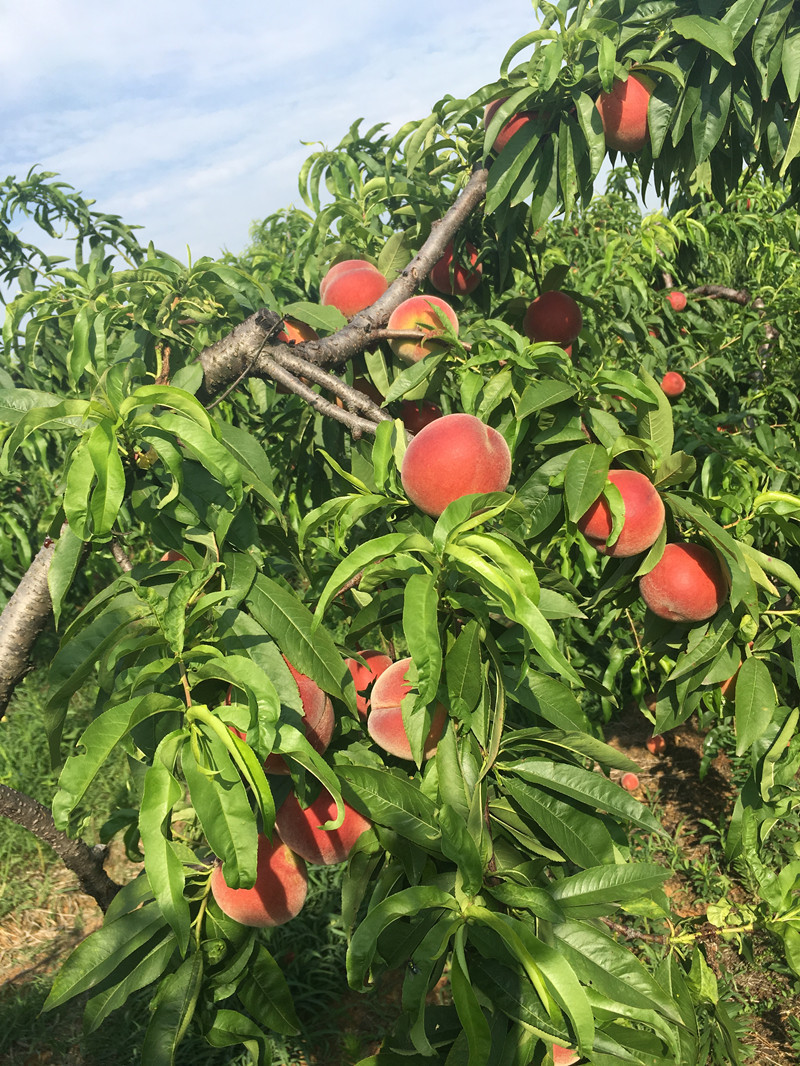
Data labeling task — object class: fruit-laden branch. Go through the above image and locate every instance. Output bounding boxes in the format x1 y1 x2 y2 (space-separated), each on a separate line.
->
198 165 489 396
0 784 120 911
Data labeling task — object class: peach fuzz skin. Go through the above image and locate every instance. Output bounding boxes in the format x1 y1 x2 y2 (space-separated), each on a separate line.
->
368 657 448 761
387 296 459 363
577 469 665 558
639 543 728 623
666 291 687 311
345 650 394 718
523 290 583 346
595 72 654 152
661 371 686 398
263 658 335 775
319 259 388 318
430 241 482 296
275 789 371 865
210 832 308 927
400 413 512 518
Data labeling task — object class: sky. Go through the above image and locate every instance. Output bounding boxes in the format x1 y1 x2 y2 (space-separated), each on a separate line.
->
2 0 538 262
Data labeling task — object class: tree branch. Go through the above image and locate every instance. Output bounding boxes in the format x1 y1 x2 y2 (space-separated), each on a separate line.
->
0 784 121 911
198 166 489 395
0 528 63 716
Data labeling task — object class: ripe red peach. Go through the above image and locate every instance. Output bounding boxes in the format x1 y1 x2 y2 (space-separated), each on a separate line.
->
430 242 482 296
278 317 318 345
160 550 187 562
368 657 448 761
523 290 583 346
399 399 443 434
720 662 742 700
646 734 666 755
387 296 459 363
210 832 308 927
483 98 534 154
661 371 686 398
595 72 654 152
666 291 687 312
400 412 512 517
577 469 665 558
263 658 335 774
274 788 371 865
320 259 388 318
345 650 394 718
639 543 728 623
621 772 640 792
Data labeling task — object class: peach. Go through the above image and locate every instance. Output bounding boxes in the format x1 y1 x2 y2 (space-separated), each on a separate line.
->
523 290 582 346
661 371 686 398
552 1045 580 1066
720 663 742 700
387 296 459 363
160 550 187 562
646 734 666 755
595 72 654 152
368 657 448 761
274 788 371 865
320 259 388 318
263 658 335 774
345 650 394 718
666 291 687 312
278 317 318 345
621 772 640 792
639 543 728 623
400 412 512 517
576 469 665 558
483 98 534 154
399 399 443 435
210 832 308 927
430 241 482 296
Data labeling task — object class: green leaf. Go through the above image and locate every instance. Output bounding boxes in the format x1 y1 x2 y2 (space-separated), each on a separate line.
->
140 733 191 953
237 944 301 1035
517 379 577 419
68 303 92 386
48 523 85 629
181 725 258 890
439 803 484 895
83 933 177 1034
734 657 776 755
563 444 609 523
636 367 673 467
53 694 184 828
551 919 682 1022
347 886 459 991
503 776 615 868
672 15 735 64
248 574 352 711
549 862 670 917
88 419 126 536
450 948 493 1066
337 765 442 850
140 952 204 1065
44 901 167 1010
205 1009 268 1059
506 758 664 836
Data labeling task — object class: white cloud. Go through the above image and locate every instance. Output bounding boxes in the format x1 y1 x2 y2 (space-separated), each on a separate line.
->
2 0 536 257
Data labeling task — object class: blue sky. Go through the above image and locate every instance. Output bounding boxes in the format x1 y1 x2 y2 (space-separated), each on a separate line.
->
3 1 537 261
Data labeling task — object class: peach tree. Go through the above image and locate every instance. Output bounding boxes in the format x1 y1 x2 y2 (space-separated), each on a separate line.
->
2 1 800 1063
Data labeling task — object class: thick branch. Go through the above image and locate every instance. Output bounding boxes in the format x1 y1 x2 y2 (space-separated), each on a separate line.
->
0 784 120 911
0 529 61 715
198 166 489 395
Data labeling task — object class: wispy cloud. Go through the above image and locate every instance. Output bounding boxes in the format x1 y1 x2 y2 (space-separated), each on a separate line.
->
2 0 535 257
